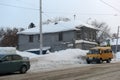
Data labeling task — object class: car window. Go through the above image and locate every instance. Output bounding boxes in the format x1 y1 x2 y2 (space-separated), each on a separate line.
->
12 55 22 60
4 56 12 61
0 55 4 59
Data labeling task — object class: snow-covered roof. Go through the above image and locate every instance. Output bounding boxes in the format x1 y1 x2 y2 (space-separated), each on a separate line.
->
17 21 97 35
110 38 120 45
101 38 120 46
75 40 98 45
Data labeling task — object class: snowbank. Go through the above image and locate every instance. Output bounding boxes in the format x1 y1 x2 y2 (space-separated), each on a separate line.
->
0 47 16 54
112 52 120 63
115 52 120 59
16 51 38 59
0 47 118 73
27 49 88 72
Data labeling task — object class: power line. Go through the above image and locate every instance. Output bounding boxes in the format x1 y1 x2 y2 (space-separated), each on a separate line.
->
15 0 35 6
99 0 120 14
44 12 117 16
0 0 119 16
0 2 39 11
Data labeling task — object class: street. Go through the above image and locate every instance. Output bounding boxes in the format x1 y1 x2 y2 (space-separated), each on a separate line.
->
0 62 120 80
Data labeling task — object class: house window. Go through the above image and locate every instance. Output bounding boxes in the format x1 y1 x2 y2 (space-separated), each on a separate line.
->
76 30 81 39
89 32 93 41
59 32 63 41
29 35 34 42
38 35 40 42
84 33 88 40
93 32 96 41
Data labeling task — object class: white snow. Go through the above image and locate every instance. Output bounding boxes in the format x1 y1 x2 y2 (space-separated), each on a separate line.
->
16 51 38 59
17 48 89 72
112 52 120 63
1 47 120 73
17 21 76 35
17 21 97 35
110 38 120 45
0 47 16 54
75 40 97 45
101 38 120 46
16 48 120 73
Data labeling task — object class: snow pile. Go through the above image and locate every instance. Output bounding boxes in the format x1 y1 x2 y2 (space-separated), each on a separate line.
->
42 49 88 63
111 52 120 63
26 49 88 72
16 51 38 59
0 47 16 54
1 47 120 73
116 52 120 59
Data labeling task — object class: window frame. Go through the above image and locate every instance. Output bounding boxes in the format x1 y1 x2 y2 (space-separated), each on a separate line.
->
76 30 81 40
12 55 22 60
29 35 34 42
58 32 63 41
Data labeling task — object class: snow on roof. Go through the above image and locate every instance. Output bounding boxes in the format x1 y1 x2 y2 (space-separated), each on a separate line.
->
110 38 120 45
17 21 97 35
101 38 120 46
75 40 98 45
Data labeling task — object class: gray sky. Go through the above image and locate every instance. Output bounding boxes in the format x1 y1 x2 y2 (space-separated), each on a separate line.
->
0 0 120 33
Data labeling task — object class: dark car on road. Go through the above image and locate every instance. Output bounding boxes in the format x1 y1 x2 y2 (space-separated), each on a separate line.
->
0 54 30 74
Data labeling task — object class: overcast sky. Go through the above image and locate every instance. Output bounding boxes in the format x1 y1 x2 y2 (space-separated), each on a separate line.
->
0 0 120 33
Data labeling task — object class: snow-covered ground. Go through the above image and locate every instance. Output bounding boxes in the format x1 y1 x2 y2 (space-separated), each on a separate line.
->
1 47 120 73
17 49 89 73
16 48 120 73
112 52 120 63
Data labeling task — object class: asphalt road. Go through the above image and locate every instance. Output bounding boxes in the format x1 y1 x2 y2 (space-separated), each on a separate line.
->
0 62 120 80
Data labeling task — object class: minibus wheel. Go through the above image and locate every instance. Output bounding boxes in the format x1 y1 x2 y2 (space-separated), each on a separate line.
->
106 59 110 63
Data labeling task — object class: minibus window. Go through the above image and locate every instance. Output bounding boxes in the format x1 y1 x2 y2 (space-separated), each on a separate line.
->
89 49 100 54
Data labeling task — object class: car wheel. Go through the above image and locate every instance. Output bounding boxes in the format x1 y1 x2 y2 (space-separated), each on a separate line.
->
97 59 103 64
86 60 90 64
20 66 27 74
106 59 110 63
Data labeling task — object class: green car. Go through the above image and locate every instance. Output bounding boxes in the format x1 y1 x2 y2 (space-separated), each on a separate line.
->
0 54 30 74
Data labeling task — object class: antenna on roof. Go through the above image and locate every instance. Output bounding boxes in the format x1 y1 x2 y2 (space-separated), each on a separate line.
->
74 14 76 21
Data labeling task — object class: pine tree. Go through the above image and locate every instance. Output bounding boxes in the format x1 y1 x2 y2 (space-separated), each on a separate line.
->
28 22 36 29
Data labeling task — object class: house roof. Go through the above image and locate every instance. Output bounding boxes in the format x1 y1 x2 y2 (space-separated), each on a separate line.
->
17 21 98 35
109 38 120 45
75 40 98 45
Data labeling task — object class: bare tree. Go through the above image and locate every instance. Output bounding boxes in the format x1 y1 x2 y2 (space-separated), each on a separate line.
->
0 28 22 47
90 20 111 44
112 33 118 39
43 17 70 25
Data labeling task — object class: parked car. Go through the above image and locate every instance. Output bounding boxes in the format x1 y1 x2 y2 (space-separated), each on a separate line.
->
0 54 30 74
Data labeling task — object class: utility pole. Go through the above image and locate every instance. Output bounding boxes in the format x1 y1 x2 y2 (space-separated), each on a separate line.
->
39 0 43 55
115 26 120 53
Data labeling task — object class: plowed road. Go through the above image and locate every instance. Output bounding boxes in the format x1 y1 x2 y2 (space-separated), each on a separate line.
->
1 63 120 80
